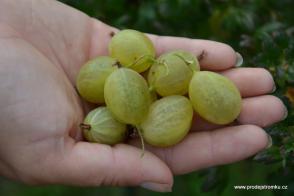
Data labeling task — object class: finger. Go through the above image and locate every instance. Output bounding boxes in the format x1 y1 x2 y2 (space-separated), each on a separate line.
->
89 24 238 71
46 142 173 192
130 125 269 175
148 34 238 71
238 95 287 127
89 19 118 58
220 68 275 97
89 23 239 71
90 24 238 71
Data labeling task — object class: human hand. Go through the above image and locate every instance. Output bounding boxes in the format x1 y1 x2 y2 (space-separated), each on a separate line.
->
0 0 287 192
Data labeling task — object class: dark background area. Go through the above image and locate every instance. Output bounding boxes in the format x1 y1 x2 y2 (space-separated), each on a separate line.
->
1 0 293 195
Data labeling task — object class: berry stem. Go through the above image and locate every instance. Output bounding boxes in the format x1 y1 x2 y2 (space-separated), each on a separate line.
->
135 125 145 157
128 54 155 68
148 86 154 92
174 53 196 72
79 123 91 131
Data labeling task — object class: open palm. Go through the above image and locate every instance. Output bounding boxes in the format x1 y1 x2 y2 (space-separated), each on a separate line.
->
0 0 286 192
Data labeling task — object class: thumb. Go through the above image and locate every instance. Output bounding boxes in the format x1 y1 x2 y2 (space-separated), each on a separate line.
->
47 142 173 192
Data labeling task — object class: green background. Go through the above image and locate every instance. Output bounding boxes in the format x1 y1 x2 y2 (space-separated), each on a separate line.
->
1 0 294 195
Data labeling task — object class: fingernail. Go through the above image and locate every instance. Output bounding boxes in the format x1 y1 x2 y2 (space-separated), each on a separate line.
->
283 106 288 120
235 52 243 67
140 182 172 192
266 134 272 149
271 84 276 93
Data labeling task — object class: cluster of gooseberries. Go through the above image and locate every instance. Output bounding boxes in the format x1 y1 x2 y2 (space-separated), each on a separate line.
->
76 29 241 150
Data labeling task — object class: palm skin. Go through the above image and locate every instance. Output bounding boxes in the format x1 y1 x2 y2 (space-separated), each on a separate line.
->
0 0 287 192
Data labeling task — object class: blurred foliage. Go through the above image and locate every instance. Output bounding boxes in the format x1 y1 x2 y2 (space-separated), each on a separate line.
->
1 0 294 195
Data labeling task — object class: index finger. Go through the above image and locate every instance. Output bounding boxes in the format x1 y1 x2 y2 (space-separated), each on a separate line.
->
147 34 240 71
90 22 240 71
